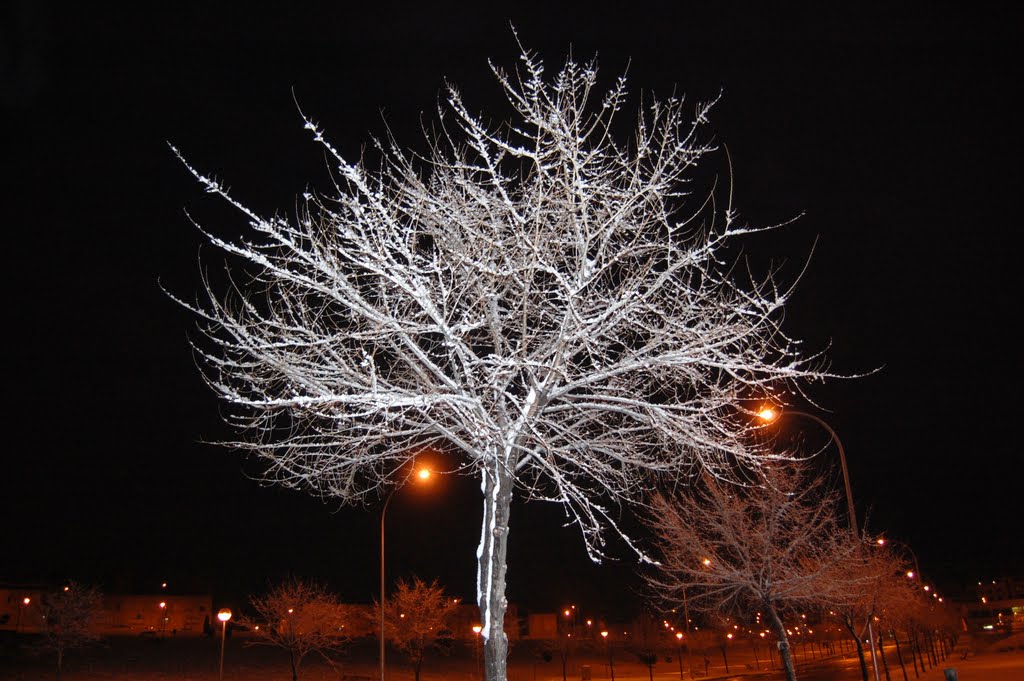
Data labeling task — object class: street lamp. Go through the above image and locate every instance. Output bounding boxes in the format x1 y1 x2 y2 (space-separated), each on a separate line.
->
159 601 167 638
217 608 232 681
472 625 483 680
601 631 614 681
16 597 30 633
675 631 685 679
758 406 881 681
380 465 433 681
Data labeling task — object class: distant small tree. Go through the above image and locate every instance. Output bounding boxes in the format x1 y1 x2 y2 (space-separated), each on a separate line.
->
643 463 864 681
379 576 458 681
628 609 661 681
243 578 351 681
35 581 102 681
829 543 913 681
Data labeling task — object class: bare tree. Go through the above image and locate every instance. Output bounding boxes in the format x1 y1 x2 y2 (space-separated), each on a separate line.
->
35 582 102 681
243 578 351 681
643 463 862 681
829 543 913 681
379 576 458 681
171 40 831 680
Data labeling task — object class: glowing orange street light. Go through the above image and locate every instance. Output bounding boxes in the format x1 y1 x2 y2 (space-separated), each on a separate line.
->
601 631 614 680
217 608 232 681
472 625 483 679
16 597 31 633
675 631 685 680
758 404 881 681
381 464 435 681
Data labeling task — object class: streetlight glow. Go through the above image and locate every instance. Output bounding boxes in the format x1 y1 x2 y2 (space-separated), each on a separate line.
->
381 464 436 681
757 405 884 681
217 608 232 681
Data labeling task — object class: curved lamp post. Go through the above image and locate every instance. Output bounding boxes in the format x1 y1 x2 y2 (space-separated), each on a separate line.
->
758 407 881 681
380 466 433 681
217 608 232 681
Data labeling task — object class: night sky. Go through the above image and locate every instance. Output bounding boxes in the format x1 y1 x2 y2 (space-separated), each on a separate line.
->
7 4 1021 619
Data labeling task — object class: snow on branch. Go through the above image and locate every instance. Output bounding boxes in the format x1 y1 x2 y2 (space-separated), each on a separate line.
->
172 43 832 558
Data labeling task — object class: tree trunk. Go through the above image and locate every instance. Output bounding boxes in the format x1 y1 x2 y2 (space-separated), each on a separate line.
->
842 619 869 681
290 648 298 681
878 629 892 681
766 605 797 681
478 463 514 681
891 628 909 681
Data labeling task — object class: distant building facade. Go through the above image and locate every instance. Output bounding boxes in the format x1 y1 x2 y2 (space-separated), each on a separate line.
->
0 585 212 636
961 576 1024 634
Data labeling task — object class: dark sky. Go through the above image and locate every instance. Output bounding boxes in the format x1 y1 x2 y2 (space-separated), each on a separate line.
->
6 4 1021 618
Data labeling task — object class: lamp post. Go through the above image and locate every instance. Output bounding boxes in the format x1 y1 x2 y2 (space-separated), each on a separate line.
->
879 537 925 593
380 466 432 681
601 631 614 681
472 625 483 680
15 597 30 633
675 631 685 679
758 407 881 681
217 608 232 681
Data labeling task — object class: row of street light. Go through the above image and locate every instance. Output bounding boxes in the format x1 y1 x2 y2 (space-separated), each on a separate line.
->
369 406 917 681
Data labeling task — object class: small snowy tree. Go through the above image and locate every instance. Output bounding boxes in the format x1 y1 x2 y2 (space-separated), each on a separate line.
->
379 576 458 681
35 582 102 681
643 463 861 681
172 41 830 681
243 578 351 681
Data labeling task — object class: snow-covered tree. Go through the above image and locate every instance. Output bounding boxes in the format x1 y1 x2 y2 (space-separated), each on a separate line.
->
243 578 351 681
35 582 102 681
172 41 830 681
643 463 862 681
379 576 458 681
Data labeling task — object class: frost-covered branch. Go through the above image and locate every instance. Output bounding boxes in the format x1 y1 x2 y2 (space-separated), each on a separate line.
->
172 41 833 679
